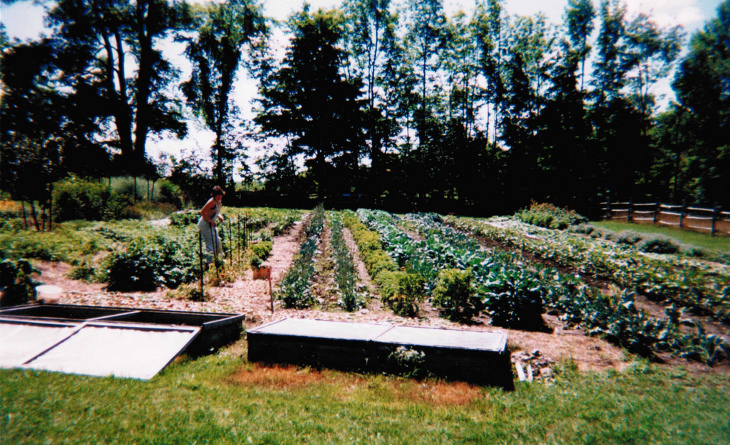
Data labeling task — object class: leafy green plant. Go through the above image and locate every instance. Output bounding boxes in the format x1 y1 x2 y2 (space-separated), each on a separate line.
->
479 267 544 329
250 241 273 262
637 235 679 254
387 346 429 379
330 215 365 312
515 202 587 230
104 236 198 292
0 259 39 306
67 262 98 282
432 268 482 321
376 271 424 317
276 206 325 309
52 177 135 222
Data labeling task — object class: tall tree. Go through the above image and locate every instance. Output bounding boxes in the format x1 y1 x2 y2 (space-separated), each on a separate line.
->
623 13 683 128
671 0 730 205
342 0 400 194
474 0 505 143
402 0 447 141
0 41 64 229
256 7 367 199
183 0 267 186
442 10 482 137
46 0 189 175
564 0 595 92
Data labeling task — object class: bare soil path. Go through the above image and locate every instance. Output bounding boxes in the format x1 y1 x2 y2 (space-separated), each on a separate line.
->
31 216 727 378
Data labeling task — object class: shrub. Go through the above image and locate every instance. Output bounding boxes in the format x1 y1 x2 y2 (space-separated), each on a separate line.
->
376 271 424 317
637 235 679 254
516 202 587 230
67 261 99 282
0 259 39 306
52 177 135 222
250 241 273 262
387 346 429 379
104 238 198 292
432 268 483 321
170 210 200 226
613 230 643 246
479 267 544 329
157 180 183 207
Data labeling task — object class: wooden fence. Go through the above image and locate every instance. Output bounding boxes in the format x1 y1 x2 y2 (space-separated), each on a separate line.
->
600 201 730 236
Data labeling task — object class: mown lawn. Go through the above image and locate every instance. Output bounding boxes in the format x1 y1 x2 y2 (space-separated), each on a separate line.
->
593 220 730 252
2 341 728 444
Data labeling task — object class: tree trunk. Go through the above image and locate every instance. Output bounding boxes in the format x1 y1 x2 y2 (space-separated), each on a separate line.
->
28 201 40 231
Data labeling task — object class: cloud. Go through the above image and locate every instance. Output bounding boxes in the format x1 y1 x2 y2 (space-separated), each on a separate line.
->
623 0 705 29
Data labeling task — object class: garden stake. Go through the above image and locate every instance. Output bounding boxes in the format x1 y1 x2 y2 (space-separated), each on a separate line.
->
228 220 233 267
211 225 220 280
198 230 204 297
238 217 242 262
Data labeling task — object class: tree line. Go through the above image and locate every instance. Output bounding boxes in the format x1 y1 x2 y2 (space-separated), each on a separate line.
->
1 0 728 219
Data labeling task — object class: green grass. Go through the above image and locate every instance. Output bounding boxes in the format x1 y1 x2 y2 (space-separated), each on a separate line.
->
2 342 728 444
593 220 730 253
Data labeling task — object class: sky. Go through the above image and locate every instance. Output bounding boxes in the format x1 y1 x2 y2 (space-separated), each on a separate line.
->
0 0 724 170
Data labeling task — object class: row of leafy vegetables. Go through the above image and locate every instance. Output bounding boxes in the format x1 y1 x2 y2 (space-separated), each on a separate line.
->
355 209 728 365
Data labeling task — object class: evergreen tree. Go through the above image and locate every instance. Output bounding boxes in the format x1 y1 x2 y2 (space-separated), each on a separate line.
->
256 7 367 199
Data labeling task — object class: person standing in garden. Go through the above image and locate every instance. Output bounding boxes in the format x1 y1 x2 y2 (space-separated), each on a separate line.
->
198 185 225 263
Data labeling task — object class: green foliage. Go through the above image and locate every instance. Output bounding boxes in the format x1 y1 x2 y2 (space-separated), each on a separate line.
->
432 268 482 321
256 8 367 197
169 210 200 226
386 346 429 379
249 241 272 262
480 267 544 329
376 270 424 317
515 202 588 230
52 177 135 222
582 221 730 264
449 215 729 363
105 237 198 292
67 262 98 282
330 214 365 312
0 259 39 306
342 210 398 281
636 235 680 254
276 206 326 309
604 231 680 254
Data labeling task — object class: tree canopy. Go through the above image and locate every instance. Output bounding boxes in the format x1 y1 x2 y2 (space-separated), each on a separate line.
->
1 0 728 216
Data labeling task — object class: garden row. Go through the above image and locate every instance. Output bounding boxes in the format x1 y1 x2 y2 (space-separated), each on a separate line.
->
0 207 303 298
446 215 730 325
275 207 368 311
354 209 727 365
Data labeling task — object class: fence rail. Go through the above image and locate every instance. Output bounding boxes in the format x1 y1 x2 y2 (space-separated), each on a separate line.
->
600 201 729 236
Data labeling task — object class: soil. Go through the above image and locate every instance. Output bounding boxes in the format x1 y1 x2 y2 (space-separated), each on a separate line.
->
31 217 729 380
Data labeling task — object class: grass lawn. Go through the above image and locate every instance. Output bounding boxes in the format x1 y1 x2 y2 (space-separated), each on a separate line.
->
2 342 728 444
592 220 730 253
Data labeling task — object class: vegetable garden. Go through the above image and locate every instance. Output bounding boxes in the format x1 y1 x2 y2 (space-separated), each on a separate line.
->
1 204 728 367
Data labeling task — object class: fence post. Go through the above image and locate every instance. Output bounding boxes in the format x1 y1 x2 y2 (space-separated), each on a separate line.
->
604 191 611 220
711 204 720 237
652 202 658 224
627 200 633 222
679 200 687 229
